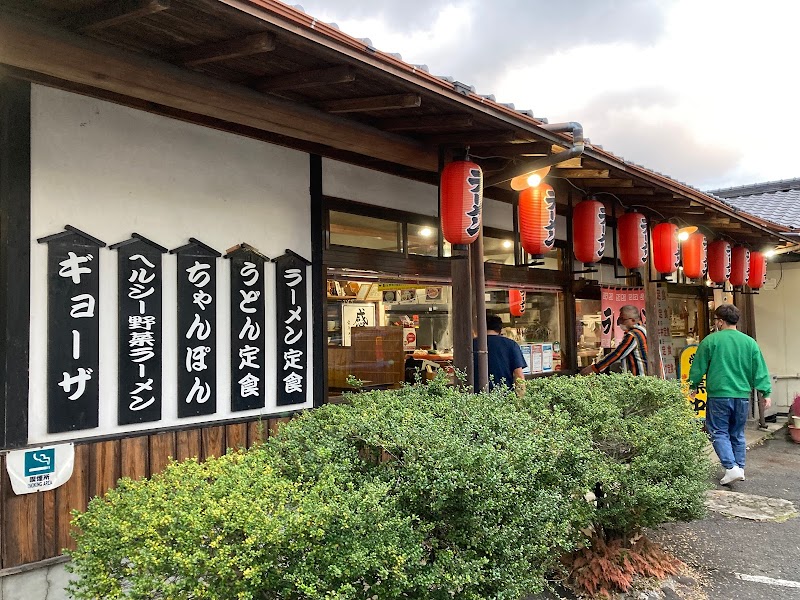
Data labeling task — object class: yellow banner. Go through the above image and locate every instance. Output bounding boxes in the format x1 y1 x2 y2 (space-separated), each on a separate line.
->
679 345 706 419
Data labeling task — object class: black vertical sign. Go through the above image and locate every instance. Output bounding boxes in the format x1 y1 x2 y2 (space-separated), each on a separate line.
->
110 234 166 425
170 238 220 418
37 226 105 433
274 250 310 406
226 244 268 412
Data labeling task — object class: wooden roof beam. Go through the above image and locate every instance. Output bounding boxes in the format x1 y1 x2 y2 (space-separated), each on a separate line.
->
595 187 655 195
424 131 521 146
475 142 551 157
317 93 421 113
170 32 277 67
254 65 355 92
551 168 609 178
583 178 634 188
60 0 170 33
379 114 473 132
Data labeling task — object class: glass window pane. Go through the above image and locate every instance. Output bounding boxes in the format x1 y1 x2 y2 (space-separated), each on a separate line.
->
527 248 562 270
329 211 401 252
484 236 516 264
485 288 566 371
407 223 439 257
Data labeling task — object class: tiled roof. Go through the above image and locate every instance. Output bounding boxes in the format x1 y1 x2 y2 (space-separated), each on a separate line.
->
706 179 800 230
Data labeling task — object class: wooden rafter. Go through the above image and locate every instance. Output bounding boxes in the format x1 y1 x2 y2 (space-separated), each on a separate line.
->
379 114 473 132
317 93 421 114
60 0 170 33
473 142 550 157
423 131 522 146
595 187 655 195
170 32 276 67
583 178 634 188
254 65 355 92
551 168 609 178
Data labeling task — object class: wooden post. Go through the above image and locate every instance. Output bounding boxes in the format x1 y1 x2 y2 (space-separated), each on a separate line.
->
643 246 663 377
451 246 472 388
471 228 489 391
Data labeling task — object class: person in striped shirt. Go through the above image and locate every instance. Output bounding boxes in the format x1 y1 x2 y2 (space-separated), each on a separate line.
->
580 305 648 376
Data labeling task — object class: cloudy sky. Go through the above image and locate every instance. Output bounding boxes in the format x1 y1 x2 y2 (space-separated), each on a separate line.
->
290 0 798 191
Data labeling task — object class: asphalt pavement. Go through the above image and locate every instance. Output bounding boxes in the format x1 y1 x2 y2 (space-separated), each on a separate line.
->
649 424 800 599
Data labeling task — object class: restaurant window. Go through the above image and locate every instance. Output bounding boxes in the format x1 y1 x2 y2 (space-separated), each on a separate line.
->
576 298 603 369
326 272 454 400
329 211 402 252
407 223 445 257
486 287 566 372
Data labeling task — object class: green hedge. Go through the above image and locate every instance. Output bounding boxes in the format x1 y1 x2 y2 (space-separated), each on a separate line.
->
67 373 710 599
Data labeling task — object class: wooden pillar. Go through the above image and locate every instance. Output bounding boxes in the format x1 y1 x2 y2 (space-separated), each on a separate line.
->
560 183 578 372
0 77 31 448
451 246 472 388
471 229 488 391
643 232 663 377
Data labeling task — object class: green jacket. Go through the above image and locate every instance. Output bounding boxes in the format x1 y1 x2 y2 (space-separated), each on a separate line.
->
688 328 771 398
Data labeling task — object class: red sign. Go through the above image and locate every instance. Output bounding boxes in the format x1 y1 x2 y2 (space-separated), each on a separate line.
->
600 286 646 348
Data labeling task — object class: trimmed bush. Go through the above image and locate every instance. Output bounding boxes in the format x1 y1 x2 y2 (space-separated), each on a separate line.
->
519 373 712 537
67 372 710 599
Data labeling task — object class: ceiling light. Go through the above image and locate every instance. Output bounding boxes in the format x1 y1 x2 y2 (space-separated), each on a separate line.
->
502 240 512 249
419 227 432 237
765 249 776 258
510 166 551 191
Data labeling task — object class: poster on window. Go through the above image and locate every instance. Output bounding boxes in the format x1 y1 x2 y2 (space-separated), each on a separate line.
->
341 303 376 347
38 226 105 433
600 286 646 348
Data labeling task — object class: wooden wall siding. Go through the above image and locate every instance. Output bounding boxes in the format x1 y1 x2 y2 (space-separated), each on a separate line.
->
0 416 290 570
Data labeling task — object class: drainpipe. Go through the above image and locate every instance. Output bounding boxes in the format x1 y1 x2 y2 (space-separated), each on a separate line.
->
484 122 585 188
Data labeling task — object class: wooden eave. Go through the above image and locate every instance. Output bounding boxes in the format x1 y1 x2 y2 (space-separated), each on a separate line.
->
0 0 791 248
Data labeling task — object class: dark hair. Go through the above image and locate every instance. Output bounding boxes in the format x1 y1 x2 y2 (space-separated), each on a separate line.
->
714 303 740 325
486 314 503 333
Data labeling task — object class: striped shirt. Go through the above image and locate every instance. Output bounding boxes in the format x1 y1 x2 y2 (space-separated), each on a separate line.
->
591 324 648 376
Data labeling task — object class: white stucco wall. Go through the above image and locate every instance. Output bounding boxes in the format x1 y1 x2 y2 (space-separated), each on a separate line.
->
753 261 800 411
29 85 313 444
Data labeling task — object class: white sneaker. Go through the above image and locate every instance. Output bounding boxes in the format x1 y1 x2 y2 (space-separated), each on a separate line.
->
720 466 745 485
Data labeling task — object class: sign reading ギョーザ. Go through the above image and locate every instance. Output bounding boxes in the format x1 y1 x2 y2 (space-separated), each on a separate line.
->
6 444 75 495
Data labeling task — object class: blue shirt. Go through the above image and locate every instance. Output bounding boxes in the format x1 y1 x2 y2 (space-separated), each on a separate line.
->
474 334 527 390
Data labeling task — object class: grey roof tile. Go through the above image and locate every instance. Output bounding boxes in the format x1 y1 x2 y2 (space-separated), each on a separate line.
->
705 183 800 229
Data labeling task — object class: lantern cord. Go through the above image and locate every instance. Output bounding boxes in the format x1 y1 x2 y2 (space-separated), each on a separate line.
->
592 191 628 211
775 262 784 290
551 175 587 195
629 204 666 221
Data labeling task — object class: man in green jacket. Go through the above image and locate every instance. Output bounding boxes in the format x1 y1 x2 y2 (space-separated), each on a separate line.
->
689 303 771 485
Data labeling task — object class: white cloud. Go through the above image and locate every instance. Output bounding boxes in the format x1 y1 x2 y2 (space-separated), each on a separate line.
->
290 0 800 187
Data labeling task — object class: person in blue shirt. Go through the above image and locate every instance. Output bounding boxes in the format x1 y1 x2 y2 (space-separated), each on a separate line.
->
474 314 526 395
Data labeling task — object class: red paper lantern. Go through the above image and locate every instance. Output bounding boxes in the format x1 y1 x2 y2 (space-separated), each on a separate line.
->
681 232 707 279
748 251 767 289
573 199 606 264
707 240 731 284
519 184 556 256
509 289 526 317
652 223 680 274
730 246 751 287
617 211 648 269
441 160 483 245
